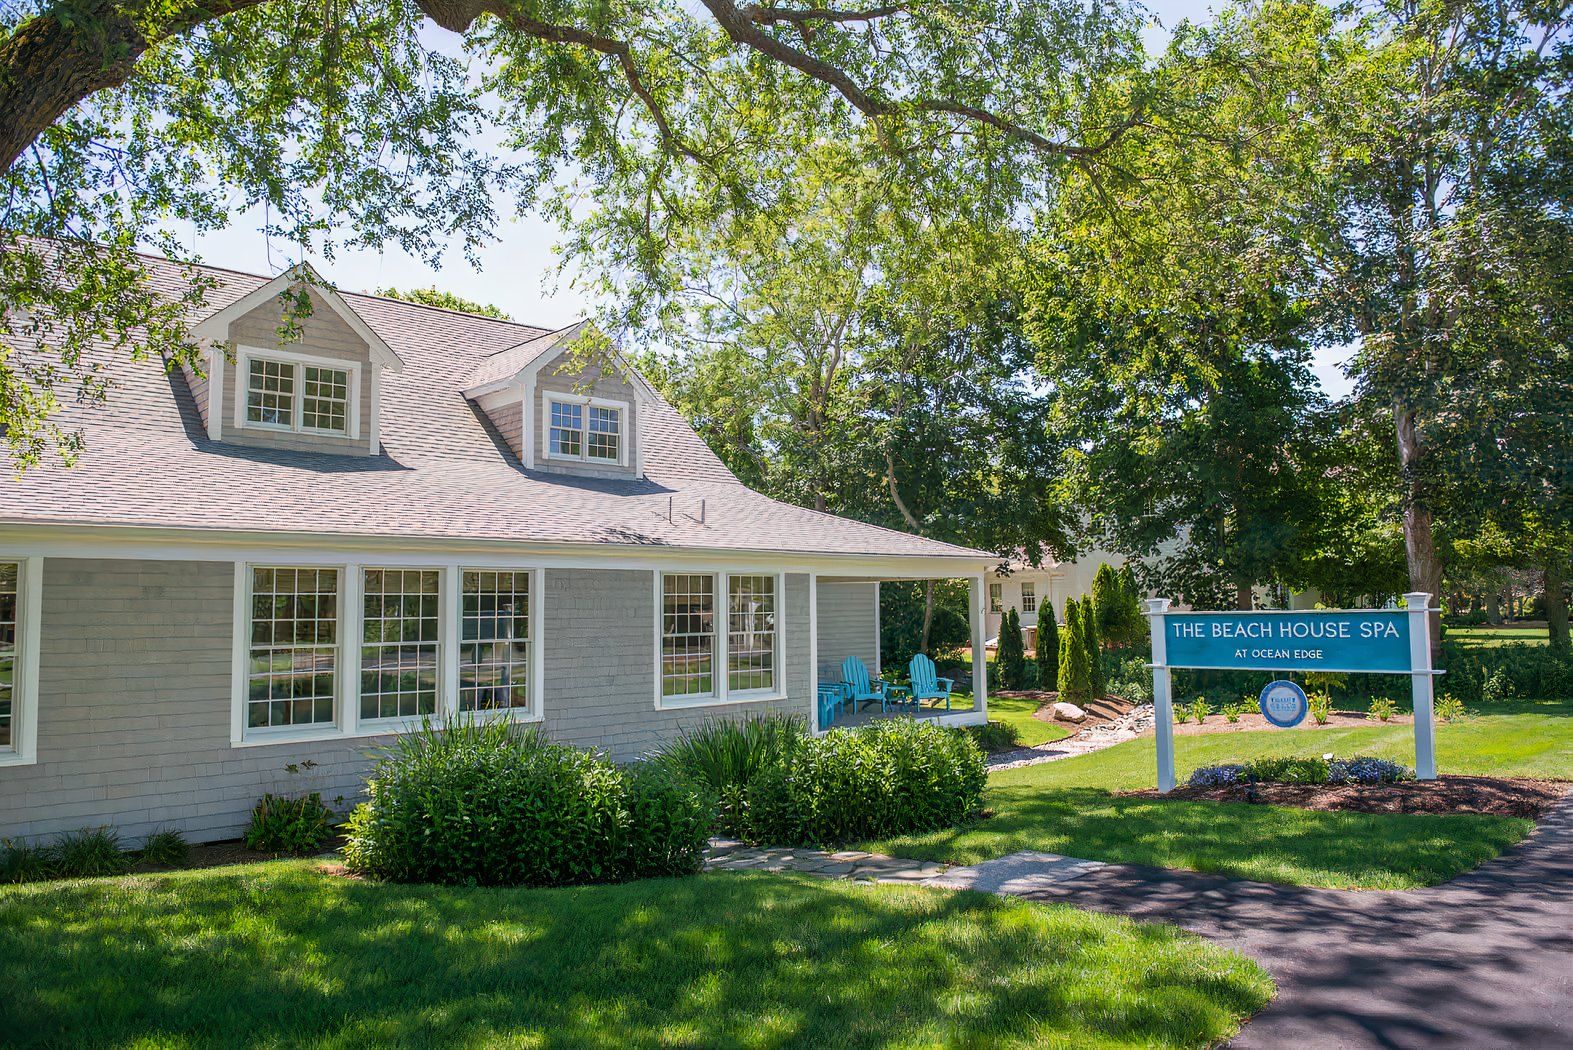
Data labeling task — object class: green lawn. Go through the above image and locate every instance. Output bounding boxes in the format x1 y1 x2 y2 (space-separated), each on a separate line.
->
0 863 1272 1049
866 700 1572 890
940 689 1072 747
1447 625 1550 648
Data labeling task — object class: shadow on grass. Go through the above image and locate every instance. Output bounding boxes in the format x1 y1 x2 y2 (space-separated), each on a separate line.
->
872 787 1533 889
0 865 1271 1049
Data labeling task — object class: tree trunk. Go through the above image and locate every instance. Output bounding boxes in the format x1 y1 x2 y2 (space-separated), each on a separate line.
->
1546 562 1569 653
1235 580 1254 611
1394 402 1443 656
1486 588 1502 624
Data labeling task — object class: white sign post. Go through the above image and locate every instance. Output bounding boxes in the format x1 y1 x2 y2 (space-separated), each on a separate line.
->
1145 593 1442 793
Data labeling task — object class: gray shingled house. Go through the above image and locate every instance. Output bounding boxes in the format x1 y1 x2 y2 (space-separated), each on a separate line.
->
0 255 993 844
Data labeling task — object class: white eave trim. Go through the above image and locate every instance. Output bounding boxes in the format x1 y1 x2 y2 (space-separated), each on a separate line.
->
190 263 404 372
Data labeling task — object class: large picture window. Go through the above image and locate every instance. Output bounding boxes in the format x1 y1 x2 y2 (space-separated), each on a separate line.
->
727 575 777 693
661 574 715 699
460 571 532 713
361 568 441 721
0 562 17 750
246 567 339 731
241 352 356 437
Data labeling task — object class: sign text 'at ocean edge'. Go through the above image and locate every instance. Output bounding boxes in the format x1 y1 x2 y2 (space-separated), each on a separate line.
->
1164 610 1414 674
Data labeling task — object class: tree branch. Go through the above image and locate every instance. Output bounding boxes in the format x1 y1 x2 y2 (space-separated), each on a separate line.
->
744 5 904 26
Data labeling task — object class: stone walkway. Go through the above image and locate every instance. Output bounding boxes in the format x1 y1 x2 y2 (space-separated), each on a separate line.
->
705 796 1573 1048
986 703 1155 770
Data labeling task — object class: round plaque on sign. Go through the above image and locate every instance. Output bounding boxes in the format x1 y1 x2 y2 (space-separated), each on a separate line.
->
1258 680 1309 728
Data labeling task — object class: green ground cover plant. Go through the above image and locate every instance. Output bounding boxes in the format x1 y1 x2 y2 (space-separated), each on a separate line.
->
866 702 1570 889
0 863 1272 1049
245 793 334 855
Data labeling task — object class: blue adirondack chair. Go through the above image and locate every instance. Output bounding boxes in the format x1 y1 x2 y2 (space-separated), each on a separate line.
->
817 683 846 727
841 656 909 713
907 653 954 709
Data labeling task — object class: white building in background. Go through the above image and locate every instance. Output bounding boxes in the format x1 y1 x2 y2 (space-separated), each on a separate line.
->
984 549 1128 651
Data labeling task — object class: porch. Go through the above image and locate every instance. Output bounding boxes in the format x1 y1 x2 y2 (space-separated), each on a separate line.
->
811 573 989 733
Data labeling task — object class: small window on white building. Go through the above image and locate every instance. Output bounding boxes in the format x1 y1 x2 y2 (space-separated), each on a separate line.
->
246 567 340 731
988 583 1002 614
460 570 532 714
727 575 776 693
361 568 441 722
1020 582 1037 613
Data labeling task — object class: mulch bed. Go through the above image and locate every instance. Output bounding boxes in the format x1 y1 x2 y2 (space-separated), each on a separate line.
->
1168 710 1412 734
1123 776 1570 818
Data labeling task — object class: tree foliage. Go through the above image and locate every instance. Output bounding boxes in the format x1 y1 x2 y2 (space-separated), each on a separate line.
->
376 286 511 319
1058 598 1092 705
996 607 1026 691
1037 600 1059 693
1079 596 1104 698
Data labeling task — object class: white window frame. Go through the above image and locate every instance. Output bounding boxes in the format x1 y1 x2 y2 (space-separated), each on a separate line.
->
456 567 545 724
0 555 43 767
234 346 362 440
653 570 787 709
1020 582 1037 613
231 561 545 747
541 391 629 466
988 582 1002 614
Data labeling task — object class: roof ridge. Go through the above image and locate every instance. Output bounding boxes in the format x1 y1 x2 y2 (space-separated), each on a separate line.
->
477 320 580 361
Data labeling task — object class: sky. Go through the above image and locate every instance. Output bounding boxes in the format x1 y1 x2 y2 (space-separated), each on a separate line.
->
168 0 1356 399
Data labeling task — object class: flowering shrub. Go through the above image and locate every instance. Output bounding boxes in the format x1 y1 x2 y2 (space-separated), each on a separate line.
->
1327 758 1414 785
1187 764 1245 788
1367 697 1399 722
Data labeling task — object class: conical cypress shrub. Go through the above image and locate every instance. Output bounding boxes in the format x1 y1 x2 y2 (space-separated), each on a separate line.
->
1037 601 1060 693
997 607 1025 690
1059 600 1093 705
1081 595 1105 698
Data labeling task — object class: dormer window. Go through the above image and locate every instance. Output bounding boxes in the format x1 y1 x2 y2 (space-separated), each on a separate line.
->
544 393 626 465
236 348 361 439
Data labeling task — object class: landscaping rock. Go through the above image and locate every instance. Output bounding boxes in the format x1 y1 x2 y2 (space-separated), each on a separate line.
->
1053 702 1088 723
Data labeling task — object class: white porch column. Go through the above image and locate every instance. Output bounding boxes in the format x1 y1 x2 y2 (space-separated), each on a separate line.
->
1406 591 1438 780
808 572 821 732
970 575 988 722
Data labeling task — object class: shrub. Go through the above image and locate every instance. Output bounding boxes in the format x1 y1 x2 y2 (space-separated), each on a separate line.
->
1185 698 1210 724
966 720 1020 753
1480 668 1513 705
246 793 333 854
1058 600 1094 704
51 827 132 878
1308 691 1332 725
1037 603 1060 692
1081 597 1105 697
1187 764 1245 788
1242 756 1330 785
1223 697 1255 723
1441 643 1573 702
1434 694 1469 722
344 721 711 887
657 714 805 831
1367 697 1400 722
139 828 190 867
1327 758 1413 784
997 608 1026 689
0 840 55 884
743 718 986 846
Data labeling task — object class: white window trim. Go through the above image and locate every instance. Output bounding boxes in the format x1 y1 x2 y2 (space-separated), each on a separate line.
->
541 391 630 467
988 582 1002 614
233 346 362 440
231 561 545 747
0 555 43 767
1020 582 1037 613
653 570 788 710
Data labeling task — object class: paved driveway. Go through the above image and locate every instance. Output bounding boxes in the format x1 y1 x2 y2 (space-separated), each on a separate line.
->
986 800 1573 1048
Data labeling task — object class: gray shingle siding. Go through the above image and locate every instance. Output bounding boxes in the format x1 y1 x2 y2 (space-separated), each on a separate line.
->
817 581 880 680
0 559 819 844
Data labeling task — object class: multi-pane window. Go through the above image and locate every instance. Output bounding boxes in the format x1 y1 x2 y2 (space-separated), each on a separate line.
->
460 571 531 713
246 567 339 731
547 397 624 463
727 575 777 693
302 366 349 433
588 406 621 461
244 356 352 436
246 359 295 427
0 562 17 749
361 568 440 721
1020 582 1037 613
988 583 1002 614
661 574 715 699
549 401 583 458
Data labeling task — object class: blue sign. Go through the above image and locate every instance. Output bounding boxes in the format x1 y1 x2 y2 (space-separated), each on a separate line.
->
1163 610 1413 673
1258 680 1309 728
